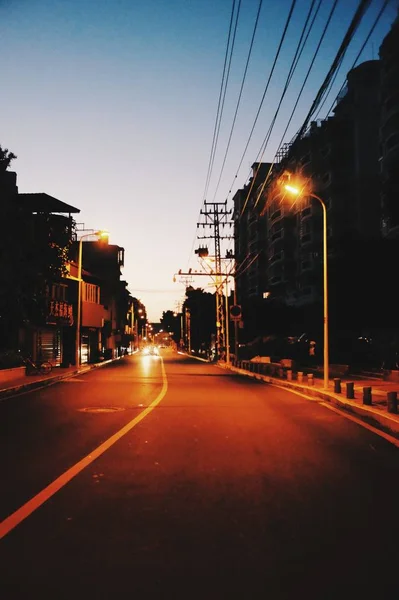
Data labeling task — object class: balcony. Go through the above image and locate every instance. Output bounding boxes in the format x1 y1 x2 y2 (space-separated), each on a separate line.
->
300 233 312 245
270 229 283 243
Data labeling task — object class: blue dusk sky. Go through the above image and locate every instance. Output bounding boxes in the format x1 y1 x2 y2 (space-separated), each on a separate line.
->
1 0 397 321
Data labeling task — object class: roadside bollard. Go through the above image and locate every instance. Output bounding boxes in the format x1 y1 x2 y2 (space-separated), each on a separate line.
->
297 371 303 383
346 382 355 399
387 391 398 414
363 387 372 406
307 373 314 386
287 369 292 381
333 378 341 393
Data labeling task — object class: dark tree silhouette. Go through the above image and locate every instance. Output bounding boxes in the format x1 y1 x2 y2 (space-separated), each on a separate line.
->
0 145 17 172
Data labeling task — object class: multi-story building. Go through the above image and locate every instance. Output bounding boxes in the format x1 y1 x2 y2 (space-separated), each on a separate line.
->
13 192 79 365
233 163 272 342
379 11 399 238
71 237 131 360
233 56 387 354
261 59 382 310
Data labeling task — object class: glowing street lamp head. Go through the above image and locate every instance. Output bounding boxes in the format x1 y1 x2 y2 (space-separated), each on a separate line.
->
94 230 109 241
284 184 300 195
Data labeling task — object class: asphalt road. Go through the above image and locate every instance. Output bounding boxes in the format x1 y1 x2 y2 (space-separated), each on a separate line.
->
1 350 398 599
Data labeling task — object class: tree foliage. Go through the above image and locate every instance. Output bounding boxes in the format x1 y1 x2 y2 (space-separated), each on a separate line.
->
0 144 73 348
183 287 216 352
0 145 17 172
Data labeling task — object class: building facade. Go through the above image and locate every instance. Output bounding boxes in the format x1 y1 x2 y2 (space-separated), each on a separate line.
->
379 12 399 238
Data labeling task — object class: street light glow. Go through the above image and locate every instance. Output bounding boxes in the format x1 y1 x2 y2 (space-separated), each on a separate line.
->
95 230 109 239
282 176 330 390
284 184 300 195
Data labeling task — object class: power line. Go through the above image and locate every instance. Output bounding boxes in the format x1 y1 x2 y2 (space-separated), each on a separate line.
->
186 0 238 269
318 0 390 120
239 0 324 216
202 0 241 204
223 0 298 214
210 0 264 204
252 0 339 210
295 0 373 141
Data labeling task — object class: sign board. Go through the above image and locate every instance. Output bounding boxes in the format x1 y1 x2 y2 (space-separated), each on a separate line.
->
229 304 242 321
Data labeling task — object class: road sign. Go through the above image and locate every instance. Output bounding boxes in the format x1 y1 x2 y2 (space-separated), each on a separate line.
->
229 304 242 321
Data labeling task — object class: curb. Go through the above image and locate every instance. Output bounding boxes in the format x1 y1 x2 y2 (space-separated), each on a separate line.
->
225 364 399 440
0 358 115 401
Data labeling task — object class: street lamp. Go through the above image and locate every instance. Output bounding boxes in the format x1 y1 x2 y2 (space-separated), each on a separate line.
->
284 184 329 389
75 230 108 368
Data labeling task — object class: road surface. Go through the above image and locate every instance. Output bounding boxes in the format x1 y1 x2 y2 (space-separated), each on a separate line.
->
1 350 398 598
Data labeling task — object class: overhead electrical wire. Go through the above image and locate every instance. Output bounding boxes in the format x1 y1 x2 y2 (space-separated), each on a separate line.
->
203 0 241 201
234 251 262 278
239 0 325 217
243 0 375 219
209 0 391 288
185 0 238 269
317 0 390 121
224 0 321 259
224 0 298 209
210 0 264 204
294 0 373 140
230 0 322 214
252 0 339 210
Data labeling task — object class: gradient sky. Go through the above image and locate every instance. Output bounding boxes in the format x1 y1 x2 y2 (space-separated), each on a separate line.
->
2 0 397 321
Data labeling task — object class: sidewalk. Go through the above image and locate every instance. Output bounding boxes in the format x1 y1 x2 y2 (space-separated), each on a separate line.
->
0 358 114 401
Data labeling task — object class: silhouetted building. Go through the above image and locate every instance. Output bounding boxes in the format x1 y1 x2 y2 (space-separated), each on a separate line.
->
379 11 399 238
70 238 129 359
259 60 382 309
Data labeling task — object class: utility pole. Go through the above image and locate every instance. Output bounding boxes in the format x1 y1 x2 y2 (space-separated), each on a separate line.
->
197 201 232 360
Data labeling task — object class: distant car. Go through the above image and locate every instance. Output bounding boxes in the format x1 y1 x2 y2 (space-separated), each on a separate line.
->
142 346 159 356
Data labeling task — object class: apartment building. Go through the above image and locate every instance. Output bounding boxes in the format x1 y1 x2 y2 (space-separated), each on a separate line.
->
379 12 399 238
262 59 381 310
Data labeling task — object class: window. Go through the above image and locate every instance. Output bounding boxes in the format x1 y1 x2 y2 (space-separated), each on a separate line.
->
118 248 125 266
51 284 67 301
83 283 100 304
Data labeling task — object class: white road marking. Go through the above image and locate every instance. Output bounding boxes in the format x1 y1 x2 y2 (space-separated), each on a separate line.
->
272 383 399 448
0 359 168 540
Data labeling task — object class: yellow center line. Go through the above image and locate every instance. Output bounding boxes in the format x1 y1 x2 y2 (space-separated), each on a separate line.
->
0 359 168 540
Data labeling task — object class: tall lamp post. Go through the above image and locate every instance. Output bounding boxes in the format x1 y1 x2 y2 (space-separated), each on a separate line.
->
284 184 329 389
75 230 108 368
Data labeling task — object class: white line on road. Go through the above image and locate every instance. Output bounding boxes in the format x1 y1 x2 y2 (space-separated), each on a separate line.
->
273 384 399 448
0 359 168 540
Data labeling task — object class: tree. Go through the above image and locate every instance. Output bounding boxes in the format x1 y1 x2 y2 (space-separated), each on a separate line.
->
160 310 179 343
183 287 216 353
0 145 73 348
0 145 17 172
